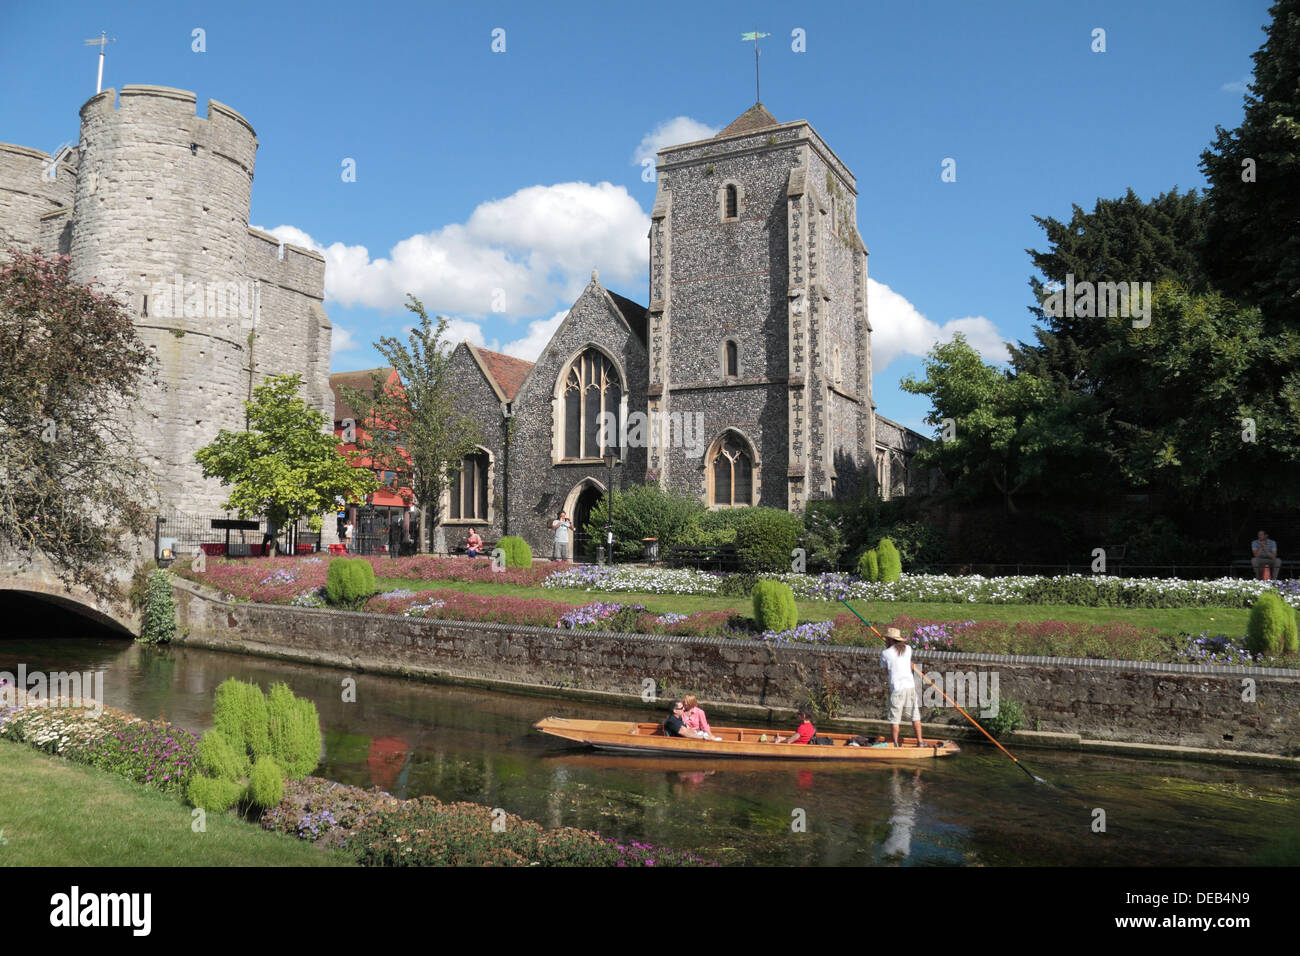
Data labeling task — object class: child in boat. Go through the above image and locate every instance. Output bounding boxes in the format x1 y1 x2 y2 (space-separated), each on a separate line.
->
774 708 815 744
682 694 722 741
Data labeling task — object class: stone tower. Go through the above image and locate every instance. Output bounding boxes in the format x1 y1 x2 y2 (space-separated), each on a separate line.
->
1 85 333 515
647 103 873 511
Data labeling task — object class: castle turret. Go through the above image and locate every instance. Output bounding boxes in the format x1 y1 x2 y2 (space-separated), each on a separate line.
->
0 142 77 254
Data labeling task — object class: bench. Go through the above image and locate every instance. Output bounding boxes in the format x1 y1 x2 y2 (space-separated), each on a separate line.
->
1231 558 1295 579
666 544 741 572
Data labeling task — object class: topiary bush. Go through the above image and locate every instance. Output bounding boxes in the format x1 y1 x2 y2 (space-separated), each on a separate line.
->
212 679 270 760
137 568 176 644
876 538 903 583
326 557 375 607
1246 591 1298 656
497 535 532 568
247 756 285 809
752 580 798 632
186 774 245 813
266 681 322 779
197 727 249 780
735 508 804 573
857 548 879 582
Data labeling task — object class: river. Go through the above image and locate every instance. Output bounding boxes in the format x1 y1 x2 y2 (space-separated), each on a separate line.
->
4 632 1297 866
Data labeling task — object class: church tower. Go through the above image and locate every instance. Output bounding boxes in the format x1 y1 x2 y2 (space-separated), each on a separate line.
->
648 104 873 511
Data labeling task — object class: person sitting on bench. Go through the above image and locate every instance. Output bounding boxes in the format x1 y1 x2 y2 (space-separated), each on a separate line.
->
1252 530 1280 578
466 527 483 558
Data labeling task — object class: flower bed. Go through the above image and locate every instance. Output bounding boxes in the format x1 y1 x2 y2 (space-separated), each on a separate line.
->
0 693 199 795
544 567 1300 611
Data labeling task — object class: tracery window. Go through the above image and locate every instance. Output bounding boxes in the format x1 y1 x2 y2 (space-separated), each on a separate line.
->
710 433 753 507
562 348 622 460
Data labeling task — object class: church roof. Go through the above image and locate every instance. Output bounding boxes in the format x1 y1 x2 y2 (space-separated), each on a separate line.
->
329 368 396 422
715 103 780 139
606 290 648 345
472 346 533 401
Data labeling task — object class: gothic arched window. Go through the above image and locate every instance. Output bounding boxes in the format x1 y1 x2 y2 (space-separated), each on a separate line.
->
710 432 753 507
562 348 622 460
449 450 489 520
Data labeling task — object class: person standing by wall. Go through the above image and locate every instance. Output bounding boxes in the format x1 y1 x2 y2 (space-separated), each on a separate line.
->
551 510 572 562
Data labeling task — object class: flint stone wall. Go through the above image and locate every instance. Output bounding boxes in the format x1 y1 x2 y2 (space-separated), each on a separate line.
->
172 578 1300 756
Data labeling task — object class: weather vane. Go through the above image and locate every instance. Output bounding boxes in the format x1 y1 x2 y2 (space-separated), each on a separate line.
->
84 30 117 94
741 30 771 102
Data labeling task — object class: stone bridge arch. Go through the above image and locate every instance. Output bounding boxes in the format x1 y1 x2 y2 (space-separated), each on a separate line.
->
0 551 139 637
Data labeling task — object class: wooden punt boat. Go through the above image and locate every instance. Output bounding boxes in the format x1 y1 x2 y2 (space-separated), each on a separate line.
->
533 717 960 760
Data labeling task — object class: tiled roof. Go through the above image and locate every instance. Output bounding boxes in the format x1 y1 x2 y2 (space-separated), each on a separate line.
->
474 347 533 400
329 368 395 421
607 290 648 345
715 103 780 139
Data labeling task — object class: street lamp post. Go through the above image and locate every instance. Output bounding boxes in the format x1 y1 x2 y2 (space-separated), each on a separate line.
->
603 452 618 565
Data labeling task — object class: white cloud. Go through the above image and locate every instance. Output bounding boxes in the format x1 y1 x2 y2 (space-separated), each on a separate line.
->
330 324 357 356
868 278 1009 369
632 117 719 166
262 181 649 316
499 310 568 361
1221 75 1251 93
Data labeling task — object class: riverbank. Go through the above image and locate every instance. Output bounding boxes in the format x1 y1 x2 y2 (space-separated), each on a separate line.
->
0 739 354 866
171 577 1300 764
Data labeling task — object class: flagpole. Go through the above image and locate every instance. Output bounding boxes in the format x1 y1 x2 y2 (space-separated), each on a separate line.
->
755 30 760 102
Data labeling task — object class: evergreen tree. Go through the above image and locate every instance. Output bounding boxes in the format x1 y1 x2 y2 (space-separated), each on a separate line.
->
1200 0 1300 330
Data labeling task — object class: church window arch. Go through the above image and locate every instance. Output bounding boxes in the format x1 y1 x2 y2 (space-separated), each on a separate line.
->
559 347 623 461
446 446 492 522
717 180 744 221
708 430 756 508
721 338 739 379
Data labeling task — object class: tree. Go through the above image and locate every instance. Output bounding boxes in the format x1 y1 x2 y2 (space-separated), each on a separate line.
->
1201 0 1300 330
340 296 480 551
196 374 378 541
0 248 155 602
900 334 1080 512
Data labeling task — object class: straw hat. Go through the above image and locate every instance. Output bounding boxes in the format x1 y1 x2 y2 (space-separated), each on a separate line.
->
882 626 907 643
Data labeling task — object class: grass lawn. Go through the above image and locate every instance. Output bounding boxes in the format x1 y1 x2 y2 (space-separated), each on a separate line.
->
374 576 1250 637
0 740 354 867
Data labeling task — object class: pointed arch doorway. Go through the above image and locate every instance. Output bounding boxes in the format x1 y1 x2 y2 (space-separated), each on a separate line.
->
564 479 606 561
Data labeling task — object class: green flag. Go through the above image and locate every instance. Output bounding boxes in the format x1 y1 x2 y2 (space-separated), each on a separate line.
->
741 32 770 41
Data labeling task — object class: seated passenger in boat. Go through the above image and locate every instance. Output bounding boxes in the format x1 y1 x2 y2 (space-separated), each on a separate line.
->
662 701 710 738
682 694 722 741
774 708 815 744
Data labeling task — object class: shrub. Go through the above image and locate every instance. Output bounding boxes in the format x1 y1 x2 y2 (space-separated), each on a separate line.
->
677 509 747 547
325 557 376 607
981 698 1026 738
1246 591 1298 656
735 508 803 572
857 549 879 582
716 571 760 597
880 520 945 570
197 728 248 780
802 502 846 571
266 681 322 779
187 774 244 813
248 756 285 809
497 536 532 568
212 679 271 760
137 569 177 644
752 580 797 632
876 538 902 583
585 484 703 557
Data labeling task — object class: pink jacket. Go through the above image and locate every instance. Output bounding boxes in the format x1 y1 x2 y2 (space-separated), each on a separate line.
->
684 706 712 736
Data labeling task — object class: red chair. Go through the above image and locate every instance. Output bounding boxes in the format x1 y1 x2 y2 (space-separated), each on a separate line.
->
328 544 347 555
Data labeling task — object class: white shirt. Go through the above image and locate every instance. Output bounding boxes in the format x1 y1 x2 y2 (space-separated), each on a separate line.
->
880 645 916 693
552 518 571 544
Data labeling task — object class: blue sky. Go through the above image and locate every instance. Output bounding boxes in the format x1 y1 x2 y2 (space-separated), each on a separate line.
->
0 0 1273 431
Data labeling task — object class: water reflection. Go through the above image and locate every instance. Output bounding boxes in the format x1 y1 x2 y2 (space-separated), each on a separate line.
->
3 636 1297 866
